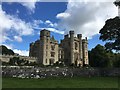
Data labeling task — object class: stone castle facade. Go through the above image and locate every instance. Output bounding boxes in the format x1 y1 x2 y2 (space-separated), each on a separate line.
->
29 29 89 67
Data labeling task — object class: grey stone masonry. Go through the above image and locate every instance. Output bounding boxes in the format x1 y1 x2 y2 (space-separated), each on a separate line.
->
29 29 89 66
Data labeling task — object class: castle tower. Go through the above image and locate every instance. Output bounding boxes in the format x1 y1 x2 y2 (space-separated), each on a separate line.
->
29 40 40 58
29 29 89 67
39 29 50 65
69 31 74 64
29 42 34 57
82 37 89 65
77 34 83 66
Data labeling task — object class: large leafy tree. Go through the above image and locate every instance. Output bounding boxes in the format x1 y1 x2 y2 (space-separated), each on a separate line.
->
89 44 110 67
0 45 14 55
99 16 120 51
113 53 120 67
89 44 120 67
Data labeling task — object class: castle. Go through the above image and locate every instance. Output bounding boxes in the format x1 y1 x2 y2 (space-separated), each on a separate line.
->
29 29 89 67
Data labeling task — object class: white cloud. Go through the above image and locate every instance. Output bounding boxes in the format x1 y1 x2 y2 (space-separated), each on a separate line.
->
32 20 44 29
20 1 37 13
14 36 23 42
40 28 64 34
45 20 58 27
2 44 14 49
13 49 29 56
45 20 51 24
1 43 29 56
32 20 61 34
56 0 118 39
2 0 38 13
56 13 71 19
0 4 34 43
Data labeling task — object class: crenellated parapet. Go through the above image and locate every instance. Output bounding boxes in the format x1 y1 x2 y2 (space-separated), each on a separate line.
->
29 29 89 67
60 30 89 66
82 37 89 65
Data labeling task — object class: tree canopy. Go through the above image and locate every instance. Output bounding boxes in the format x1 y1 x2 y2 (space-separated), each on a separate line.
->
89 44 120 67
88 44 120 67
89 44 110 67
0 45 15 55
99 16 120 51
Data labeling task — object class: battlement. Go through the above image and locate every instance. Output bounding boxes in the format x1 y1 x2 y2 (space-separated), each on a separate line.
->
69 31 74 35
29 29 89 66
40 29 50 37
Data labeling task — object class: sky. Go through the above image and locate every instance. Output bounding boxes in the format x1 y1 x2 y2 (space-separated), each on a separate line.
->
0 0 119 56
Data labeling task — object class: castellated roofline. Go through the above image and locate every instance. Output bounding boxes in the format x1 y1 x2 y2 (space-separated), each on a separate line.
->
29 29 89 66
82 37 88 43
64 30 83 40
77 34 82 39
41 29 51 32
69 30 74 35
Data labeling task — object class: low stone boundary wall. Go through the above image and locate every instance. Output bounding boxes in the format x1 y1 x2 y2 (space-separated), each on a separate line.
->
2 66 120 78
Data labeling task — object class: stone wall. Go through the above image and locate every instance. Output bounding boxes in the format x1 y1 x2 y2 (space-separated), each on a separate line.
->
39 29 59 65
60 31 89 66
29 29 89 66
0 54 37 63
2 66 120 78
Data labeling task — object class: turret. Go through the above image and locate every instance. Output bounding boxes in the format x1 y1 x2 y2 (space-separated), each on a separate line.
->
77 34 83 65
39 29 50 65
29 42 34 57
82 37 89 65
69 31 74 64
64 34 69 39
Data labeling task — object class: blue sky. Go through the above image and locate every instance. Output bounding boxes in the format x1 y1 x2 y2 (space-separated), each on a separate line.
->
0 1 118 56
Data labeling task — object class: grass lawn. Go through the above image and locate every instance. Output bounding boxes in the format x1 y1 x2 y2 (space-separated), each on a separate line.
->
2 77 119 88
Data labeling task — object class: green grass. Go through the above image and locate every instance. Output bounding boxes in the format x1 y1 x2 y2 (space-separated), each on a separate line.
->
2 77 119 88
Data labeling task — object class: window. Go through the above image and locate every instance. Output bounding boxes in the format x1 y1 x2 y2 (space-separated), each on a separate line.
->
86 52 88 56
51 52 55 57
51 45 55 50
46 51 47 56
46 38 49 43
46 45 48 49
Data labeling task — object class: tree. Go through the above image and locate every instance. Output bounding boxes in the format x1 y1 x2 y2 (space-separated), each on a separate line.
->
99 0 120 51
89 44 111 67
9 57 27 65
114 1 120 6
113 53 120 67
99 17 120 51
0 45 14 55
